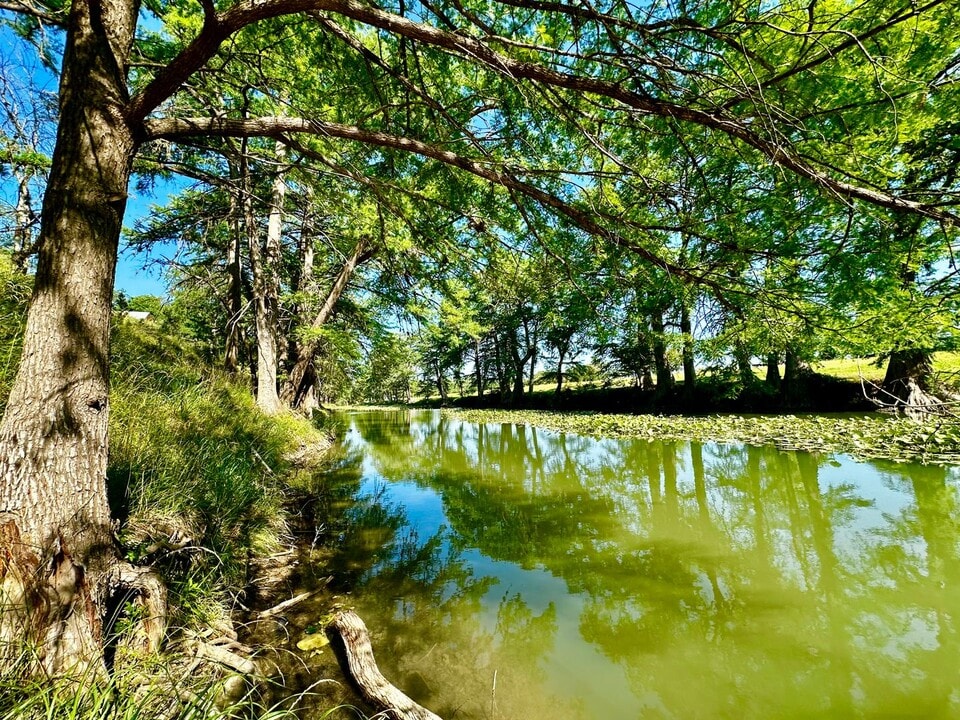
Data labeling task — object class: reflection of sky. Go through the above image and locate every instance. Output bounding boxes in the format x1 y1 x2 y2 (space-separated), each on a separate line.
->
820 456 913 544
348 411 644 713
360 474 449 541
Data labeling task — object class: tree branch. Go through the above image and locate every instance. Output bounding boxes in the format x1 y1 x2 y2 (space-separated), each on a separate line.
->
0 0 66 24
145 115 710 287
128 0 956 223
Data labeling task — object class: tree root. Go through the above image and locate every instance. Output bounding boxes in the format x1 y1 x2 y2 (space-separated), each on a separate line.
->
186 637 258 675
862 375 956 420
255 580 331 620
325 609 442 720
108 562 167 654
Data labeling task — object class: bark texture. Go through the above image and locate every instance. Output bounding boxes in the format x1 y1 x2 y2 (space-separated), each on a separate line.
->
242 137 283 414
0 0 151 673
881 349 941 418
326 610 443 720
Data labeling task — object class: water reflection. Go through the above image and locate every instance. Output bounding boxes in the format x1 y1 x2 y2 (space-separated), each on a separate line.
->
311 410 960 719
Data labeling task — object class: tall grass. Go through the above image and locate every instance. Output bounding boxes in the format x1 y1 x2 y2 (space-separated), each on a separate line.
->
0 654 308 720
108 318 330 626
0 261 334 714
0 254 29 413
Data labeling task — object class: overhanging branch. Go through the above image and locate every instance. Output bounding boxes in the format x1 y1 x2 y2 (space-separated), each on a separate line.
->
145 115 709 286
126 0 957 224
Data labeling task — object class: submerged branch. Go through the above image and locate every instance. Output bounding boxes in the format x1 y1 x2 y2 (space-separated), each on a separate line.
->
326 609 443 720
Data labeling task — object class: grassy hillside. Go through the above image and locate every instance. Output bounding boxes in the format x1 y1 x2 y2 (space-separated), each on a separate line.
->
812 352 960 386
0 262 331 718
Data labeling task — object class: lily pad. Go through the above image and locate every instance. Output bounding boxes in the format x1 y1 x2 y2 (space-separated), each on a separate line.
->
297 633 330 652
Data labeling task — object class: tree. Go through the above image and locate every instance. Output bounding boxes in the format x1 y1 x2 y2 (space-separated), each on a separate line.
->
2 0 959 676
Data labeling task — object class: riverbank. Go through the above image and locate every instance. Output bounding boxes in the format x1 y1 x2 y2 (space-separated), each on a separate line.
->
445 408 960 465
0 317 340 718
418 370 875 414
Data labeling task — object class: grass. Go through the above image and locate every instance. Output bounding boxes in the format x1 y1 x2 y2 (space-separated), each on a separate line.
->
0 264 336 714
0 655 310 720
108 318 332 628
811 351 960 385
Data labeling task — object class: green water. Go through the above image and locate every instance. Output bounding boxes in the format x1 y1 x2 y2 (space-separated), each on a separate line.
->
315 409 960 719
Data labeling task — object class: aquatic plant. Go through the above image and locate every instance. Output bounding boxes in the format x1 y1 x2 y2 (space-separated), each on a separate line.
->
447 409 960 465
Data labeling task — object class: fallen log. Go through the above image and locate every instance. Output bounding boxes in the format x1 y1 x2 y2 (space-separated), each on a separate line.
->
325 610 442 720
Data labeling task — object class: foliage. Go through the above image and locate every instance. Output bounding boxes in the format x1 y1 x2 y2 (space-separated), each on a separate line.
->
0 253 29 412
354 330 417 404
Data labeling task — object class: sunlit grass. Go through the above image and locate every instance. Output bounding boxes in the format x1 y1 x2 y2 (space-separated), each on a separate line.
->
0 263 344 716
0 653 310 720
108 319 332 626
812 351 960 386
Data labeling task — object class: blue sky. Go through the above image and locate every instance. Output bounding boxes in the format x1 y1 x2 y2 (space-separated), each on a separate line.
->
116 179 183 298
1 21 175 298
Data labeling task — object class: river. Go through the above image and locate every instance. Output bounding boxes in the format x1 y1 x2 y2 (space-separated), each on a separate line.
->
300 409 960 719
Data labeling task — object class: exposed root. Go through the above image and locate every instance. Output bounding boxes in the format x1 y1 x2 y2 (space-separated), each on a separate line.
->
326 609 443 720
186 635 259 676
860 372 958 420
255 582 331 621
108 562 167 655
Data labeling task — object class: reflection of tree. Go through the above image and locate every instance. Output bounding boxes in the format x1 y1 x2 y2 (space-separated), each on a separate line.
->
854 461 960 717
320 410 960 719
911 464 960 717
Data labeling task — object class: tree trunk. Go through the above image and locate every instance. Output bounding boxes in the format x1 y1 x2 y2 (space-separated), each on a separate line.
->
881 349 939 418
642 367 654 390
651 309 673 392
283 237 371 409
0 0 163 675
11 170 34 273
781 345 805 407
765 353 781 387
509 328 533 403
555 346 567 394
474 339 484 399
734 340 755 389
528 344 537 394
224 161 245 374
526 318 538 394
283 198 317 412
679 302 695 397
434 361 448 404
242 137 283 414
493 334 507 399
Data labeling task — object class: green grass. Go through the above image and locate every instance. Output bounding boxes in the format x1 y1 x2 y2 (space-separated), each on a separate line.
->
108 318 331 627
0 254 29 414
0 266 336 713
811 352 960 385
0 654 310 720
